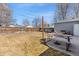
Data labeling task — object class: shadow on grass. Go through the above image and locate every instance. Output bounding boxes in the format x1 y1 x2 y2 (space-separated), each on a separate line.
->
39 47 69 56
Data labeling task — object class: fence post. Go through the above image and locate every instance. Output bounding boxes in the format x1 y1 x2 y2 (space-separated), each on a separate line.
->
42 16 44 39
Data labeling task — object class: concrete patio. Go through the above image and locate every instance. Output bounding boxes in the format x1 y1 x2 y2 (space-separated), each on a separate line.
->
46 36 79 56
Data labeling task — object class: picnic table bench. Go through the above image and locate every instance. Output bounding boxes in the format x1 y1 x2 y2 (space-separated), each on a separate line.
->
53 32 72 51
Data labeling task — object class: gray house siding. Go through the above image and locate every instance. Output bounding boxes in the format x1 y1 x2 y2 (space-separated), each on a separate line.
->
54 21 79 35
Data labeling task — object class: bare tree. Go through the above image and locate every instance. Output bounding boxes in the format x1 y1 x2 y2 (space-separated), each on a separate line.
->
10 19 17 25
44 21 49 28
23 18 29 26
0 3 12 26
54 3 69 22
54 3 79 23
73 3 79 18
32 17 41 28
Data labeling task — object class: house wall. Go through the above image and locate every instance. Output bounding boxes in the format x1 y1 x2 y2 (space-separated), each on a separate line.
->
54 21 79 35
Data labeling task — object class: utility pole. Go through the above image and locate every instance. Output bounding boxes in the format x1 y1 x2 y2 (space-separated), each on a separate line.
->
42 16 44 39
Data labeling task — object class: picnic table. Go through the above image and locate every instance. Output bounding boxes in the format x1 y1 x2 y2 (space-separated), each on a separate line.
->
54 32 72 51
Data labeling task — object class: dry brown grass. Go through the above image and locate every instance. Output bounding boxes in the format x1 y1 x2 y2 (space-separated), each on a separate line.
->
0 32 48 56
0 32 66 56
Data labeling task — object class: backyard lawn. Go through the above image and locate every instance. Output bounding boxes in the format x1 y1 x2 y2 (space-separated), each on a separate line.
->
0 32 67 56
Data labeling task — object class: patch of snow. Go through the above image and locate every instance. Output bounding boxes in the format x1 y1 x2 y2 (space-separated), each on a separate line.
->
26 26 33 28
9 25 16 27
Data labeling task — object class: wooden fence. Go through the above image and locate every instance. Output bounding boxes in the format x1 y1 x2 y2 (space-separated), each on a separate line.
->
0 27 20 33
0 27 54 33
0 27 39 33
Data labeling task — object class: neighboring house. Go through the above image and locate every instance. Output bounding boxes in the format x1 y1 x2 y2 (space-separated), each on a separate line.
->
54 19 79 36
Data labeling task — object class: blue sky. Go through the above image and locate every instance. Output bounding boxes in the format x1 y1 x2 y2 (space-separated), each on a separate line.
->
8 3 56 25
